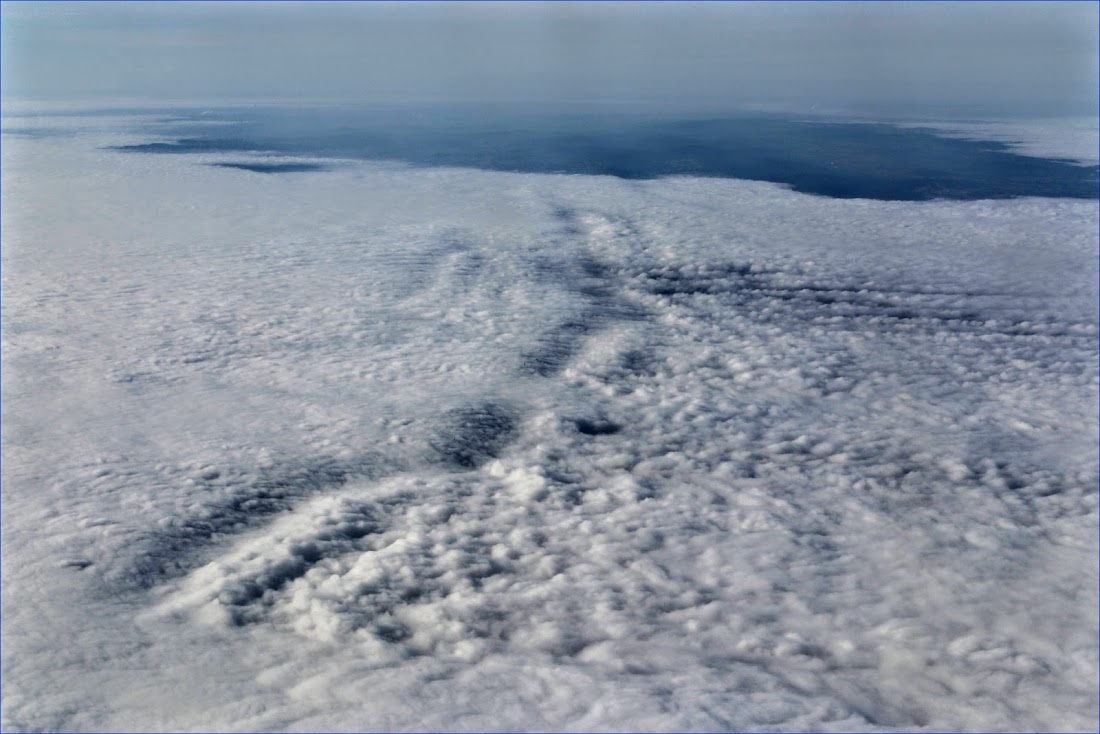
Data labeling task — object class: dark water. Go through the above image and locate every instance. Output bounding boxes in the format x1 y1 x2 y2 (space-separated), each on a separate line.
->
106 105 1097 201
210 161 329 173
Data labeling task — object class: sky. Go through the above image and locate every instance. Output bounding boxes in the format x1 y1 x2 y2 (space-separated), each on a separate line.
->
1 1 1098 118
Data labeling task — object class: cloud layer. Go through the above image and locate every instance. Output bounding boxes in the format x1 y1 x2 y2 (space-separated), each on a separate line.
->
2 114 1097 731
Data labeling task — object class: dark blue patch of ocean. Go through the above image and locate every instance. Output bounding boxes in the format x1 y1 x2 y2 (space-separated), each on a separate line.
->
109 105 1097 201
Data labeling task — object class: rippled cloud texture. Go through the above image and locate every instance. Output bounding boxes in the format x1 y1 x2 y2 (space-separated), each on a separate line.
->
2 2 1098 731
2 109 1097 732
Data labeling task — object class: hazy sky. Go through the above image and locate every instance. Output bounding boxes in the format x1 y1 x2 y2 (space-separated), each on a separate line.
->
2 1 1097 117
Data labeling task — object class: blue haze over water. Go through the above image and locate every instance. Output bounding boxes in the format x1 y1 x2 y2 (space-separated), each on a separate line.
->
86 105 1100 201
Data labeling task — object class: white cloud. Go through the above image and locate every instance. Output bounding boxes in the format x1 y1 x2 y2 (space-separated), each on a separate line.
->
898 116 1100 166
2 114 1097 731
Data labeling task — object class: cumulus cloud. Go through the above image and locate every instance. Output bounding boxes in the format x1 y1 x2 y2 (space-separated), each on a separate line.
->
2 113 1097 731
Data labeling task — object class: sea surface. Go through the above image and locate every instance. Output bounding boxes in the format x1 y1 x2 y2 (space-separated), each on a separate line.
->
96 104 1100 201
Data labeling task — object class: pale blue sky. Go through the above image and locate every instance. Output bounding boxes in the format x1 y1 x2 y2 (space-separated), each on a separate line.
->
2 1 1097 117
